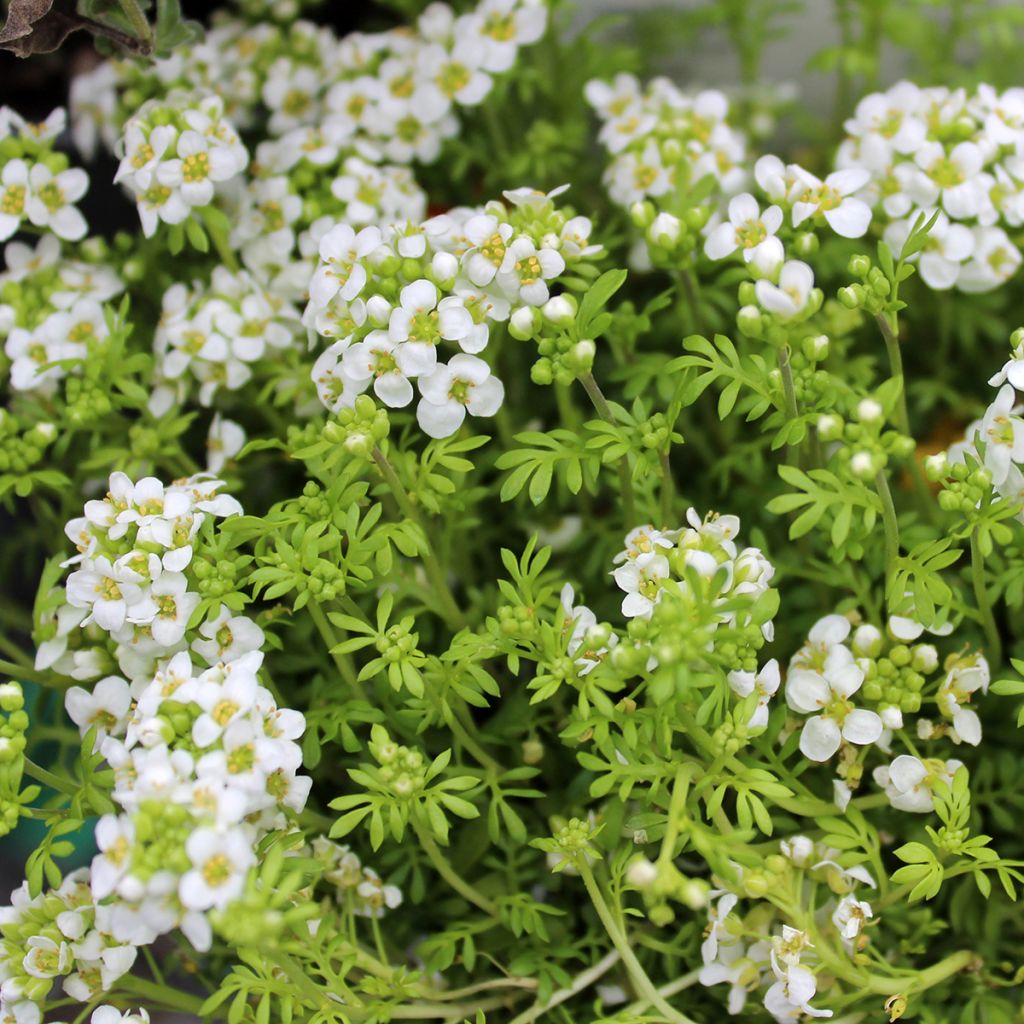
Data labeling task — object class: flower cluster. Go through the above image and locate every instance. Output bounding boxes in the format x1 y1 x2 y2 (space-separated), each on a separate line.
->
0 107 89 244
0 236 124 396
937 330 1024 514
585 75 748 210
784 612 987 796
150 264 303 411
310 837 403 918
115 93 249 237
838 81 1024 291
306 184 600 437
0 868 139 1021
612 511 775 634
698 844 877 1021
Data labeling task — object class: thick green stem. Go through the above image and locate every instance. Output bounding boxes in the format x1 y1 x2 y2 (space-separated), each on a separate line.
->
875 470 900 597
578 862 696 1024
970 531 1002 666
307 600 360 691
578 372 637 529
414 824 499 919
118 975 206 1014
22 757 75 794
876 313 911 437
0 658 66 688
371 446 466 631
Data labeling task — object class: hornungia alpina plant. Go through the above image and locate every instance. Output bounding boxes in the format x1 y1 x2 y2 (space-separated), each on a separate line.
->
4 0 1024 1022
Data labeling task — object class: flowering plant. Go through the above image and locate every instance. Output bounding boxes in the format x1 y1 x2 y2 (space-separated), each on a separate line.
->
2 1 1024 1023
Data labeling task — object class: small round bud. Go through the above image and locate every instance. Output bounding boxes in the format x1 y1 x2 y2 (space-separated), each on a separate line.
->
856 398 884 424
848 254 871 277
736 305 762 337
817 414 843 442
852 624 882 657
626 858 658 888
542 294 576 327
648 212 681 247
431 251 458 285
850 451 877 479
802 334 829 361
509 306 541 341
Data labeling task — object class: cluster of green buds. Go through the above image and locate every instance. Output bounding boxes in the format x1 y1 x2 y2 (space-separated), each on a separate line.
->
0 682 30 837
925 450 1004 519
367 725 428 802
817 393 914 481
853 621 938 721
511 294 597 386
532 815 600 872
839 252 894 315
0 414 57 480
630 200 713 266
320 395 391 461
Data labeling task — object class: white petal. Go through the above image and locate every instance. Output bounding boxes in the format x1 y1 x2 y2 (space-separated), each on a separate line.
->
799 715 842 761
841 709 882 745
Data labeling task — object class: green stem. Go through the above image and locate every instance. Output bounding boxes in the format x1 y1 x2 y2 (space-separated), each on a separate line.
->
577 862 695 1024
578 372 637 529
875 470 900 598
970 531 1002 666
118 975 206 1014
659 451 674 526
371 446 466 631
116 0 153 42
778 344 801 466
0 658 68 688
307 600 360 691
22 757 75 794
508 949 620 1024
414 824 500 919
201 209 240 272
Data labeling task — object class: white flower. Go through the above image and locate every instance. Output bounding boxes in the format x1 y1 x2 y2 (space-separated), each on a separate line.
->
354 867 403 918
873 754 964 812
91 814 136 899
884 210 974 291
179 827 255 911
727 659 780 730
791 167 872 237
0 160 30 240
704 193 783 263
311 338 369 413
912 140 986 219
754 260 816 319
343 331 418 407
388 278 474 366
613 550 671 619
207 415 246 475
90 1006 150 1024
958 226 1022 293
462 214 514 287
832 894 872 942
977 384 1024 485
26 164 89 240
192 609 264 665
65 675 131 745
22 936 72 979
66 556 148 632
699 941 767 1016
156 130 244 209
786 649 882 762
701 890 738 964
938 653 989 744
764 962 832 1021
415 353 504 437
309 224 382 309
497 237 565 306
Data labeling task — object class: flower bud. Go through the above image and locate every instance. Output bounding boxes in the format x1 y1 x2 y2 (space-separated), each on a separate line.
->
509 306 541 341
838 285 862 308
648 212 681 247
626 857 658 888
542 294 576 326
817 414 843 442
629 201 655 229
430 251 458 286
856 398 884 424
802 334 829 361
850 451 877 479
852 624 882 657
848 254 871 277
912 644 938 673
923 452 948 480
736 305 762 337
793 231 818 257
365 294 391 327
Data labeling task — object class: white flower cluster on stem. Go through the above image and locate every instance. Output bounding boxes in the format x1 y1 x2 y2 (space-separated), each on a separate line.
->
305 184 601 437
838 82 1024 291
